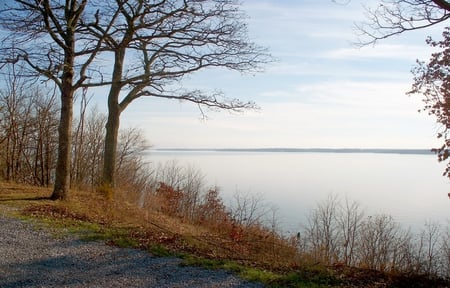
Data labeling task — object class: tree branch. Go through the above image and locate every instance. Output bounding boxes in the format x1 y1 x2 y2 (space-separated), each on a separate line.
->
432 0 450 11
355 0 450 46
132 89 260 113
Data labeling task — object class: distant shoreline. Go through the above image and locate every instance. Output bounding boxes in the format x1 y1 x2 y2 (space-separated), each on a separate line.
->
150 148 434 155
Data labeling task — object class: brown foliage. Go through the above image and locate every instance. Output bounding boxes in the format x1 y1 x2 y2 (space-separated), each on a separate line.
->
155 182 184 216
23 204 91 223
410 27 450 178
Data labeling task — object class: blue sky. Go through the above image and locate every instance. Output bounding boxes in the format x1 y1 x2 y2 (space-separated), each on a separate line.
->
119 0 447 149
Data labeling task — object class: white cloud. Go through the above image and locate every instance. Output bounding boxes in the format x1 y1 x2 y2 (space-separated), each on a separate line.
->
122 77 437 149
243 0 365 43
265 61 410 80
325 44 436 61
116 1 441 149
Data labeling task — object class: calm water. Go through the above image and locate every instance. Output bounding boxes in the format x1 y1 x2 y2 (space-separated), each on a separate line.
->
144 150 450 232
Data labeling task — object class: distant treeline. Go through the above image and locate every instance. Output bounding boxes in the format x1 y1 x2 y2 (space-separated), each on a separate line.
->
153 148 433 155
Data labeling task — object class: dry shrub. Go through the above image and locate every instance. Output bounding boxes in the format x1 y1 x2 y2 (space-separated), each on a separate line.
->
300 194 450 279
154 182 183 216
136 173 298 267
196 188 229 227
96 183 114 200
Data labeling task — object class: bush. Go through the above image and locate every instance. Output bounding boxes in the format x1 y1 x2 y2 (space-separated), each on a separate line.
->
300 194 450 278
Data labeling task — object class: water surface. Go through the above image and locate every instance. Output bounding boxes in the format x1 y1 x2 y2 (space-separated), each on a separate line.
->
144 149 450 232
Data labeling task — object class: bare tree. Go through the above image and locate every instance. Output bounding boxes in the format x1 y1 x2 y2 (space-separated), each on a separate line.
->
178 165 205 221
0 64 34 182
0 0 91 199
1 1 271 194
31 89 59 186
71 106 107 189
229 191 271 228
440 224 450 276
337 197 364 266
355 0 450 46
304 194 341 264
77 0 271 189
154 160 186 190
0 63 59 185
71 89 91 188
357 214 399 271
415 221 442 276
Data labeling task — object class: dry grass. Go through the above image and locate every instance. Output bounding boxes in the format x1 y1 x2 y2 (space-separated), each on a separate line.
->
1 182 447 288
0 181 51 202
0 182 298 270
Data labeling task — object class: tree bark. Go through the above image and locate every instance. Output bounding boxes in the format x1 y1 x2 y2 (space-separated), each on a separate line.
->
101 47 125 189
94 1 268 191
51 84 73 200
432 0 450 11
51 37 75 200
102 90 121 188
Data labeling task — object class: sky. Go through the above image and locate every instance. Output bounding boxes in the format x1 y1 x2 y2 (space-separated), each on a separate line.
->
118 0 448 149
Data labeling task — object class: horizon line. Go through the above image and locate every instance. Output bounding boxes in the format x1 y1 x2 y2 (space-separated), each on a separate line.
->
148 147 434 155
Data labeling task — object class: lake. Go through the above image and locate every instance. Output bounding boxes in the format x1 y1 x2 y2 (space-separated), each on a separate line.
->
143 149 450 233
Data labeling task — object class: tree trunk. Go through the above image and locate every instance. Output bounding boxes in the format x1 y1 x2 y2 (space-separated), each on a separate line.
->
51 80 74 200
102 46 126 190
102 85 122 189
432 0 450 11
51 34 75 200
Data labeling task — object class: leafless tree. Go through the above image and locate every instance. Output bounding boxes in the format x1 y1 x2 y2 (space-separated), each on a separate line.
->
0 0 93 199
76 0 271 189
178 165 205 221
154 160 186 190
300 194 450 276
150 161 207 221
337 197 364 266
356 214 410 272
70 104 152 195
415 221 442 276
304 194 341 264
0 63 59 185
31 89 59 186
71 89 92 188
116 127 148 173
440 224 450 276
115 127 152 195
355 0 450 46
1 1 271 195
71 106 106 189
229 191 272 228
0 64 33 182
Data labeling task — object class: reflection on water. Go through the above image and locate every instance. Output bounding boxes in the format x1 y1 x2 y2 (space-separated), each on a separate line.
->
144 150 450 232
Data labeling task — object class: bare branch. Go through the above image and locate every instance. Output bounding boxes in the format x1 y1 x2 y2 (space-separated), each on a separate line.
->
432 0 450 11
355 0 450 46
136 89 259 112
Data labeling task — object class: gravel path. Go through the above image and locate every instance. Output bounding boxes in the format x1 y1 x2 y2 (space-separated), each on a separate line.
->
0 209 265 288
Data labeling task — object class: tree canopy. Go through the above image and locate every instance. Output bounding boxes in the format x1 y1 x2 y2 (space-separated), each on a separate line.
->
77 0 271 188
0 0 271 195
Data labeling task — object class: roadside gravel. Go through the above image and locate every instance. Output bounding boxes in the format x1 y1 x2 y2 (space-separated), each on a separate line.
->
0 208 265 288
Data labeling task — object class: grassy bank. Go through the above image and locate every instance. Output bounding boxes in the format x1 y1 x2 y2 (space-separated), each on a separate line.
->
0 181 447 287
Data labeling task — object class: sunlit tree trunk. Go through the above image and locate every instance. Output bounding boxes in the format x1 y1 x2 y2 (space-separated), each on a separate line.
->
102 96 121 189
102 48 125 189
51 39 75 200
